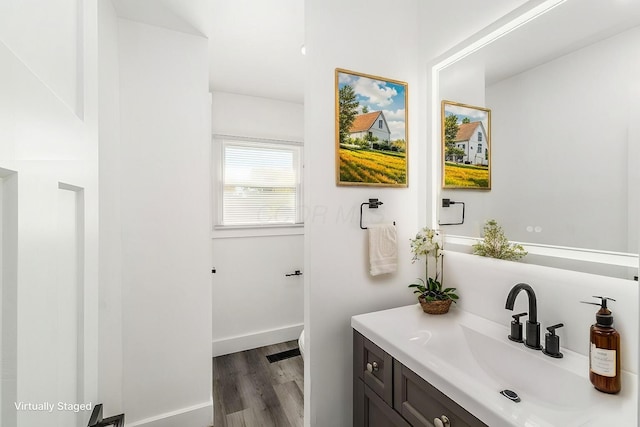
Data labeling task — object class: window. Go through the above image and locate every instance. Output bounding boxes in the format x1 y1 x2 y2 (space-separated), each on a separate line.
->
378 120 383 129
217 138 303 227
477 143 482 153
478 132 482 142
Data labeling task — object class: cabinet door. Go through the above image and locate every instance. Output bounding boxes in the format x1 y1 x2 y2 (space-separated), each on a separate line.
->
393 361 488 427
354 331 393 405
355 378 412 427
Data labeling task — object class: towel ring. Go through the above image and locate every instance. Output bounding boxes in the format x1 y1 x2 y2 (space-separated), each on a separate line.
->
360 199 395 229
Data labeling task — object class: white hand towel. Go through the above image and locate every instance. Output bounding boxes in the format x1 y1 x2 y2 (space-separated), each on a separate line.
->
368 223 397 276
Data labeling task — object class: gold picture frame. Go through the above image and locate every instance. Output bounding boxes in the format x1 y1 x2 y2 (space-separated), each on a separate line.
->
335 68 408 187
441 100 491 190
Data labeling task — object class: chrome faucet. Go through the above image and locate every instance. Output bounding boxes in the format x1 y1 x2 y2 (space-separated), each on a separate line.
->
505 283 542 350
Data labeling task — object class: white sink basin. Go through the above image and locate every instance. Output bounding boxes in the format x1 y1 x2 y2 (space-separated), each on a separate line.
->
408 321 594 410
352 305 636 426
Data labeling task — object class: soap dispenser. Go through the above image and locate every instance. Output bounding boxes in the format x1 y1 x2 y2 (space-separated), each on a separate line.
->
581 296 621 394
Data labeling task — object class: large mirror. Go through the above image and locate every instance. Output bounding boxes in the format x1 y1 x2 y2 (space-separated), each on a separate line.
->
432 0 640 278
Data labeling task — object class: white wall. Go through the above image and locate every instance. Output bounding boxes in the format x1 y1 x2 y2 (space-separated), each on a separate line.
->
0 169 18 426
304 2 421 426
0 0 82 114
0 1 100 426
211 235 304 356
211 91 304 355
303 0 533 425
117 19 212 426
212 91 304 141
97 0 124 415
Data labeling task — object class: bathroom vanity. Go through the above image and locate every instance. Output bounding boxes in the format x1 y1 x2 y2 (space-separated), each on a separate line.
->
354 330 486 426
352 305 637 427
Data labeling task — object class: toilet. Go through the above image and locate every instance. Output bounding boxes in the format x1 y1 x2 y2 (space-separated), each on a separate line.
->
298 329 305 360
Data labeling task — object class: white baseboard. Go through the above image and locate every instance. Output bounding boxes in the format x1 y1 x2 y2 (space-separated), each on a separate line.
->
126 401 212 427
212 323 304 357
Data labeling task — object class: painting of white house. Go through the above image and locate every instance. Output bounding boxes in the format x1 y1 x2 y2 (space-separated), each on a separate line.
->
335 68 407 186
442 100 491 189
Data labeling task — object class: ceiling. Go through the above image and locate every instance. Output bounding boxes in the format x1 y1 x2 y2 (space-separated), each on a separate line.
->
447 0 640 86
112 0 565 105
208 0 304 103
112 0 305 104
117 0 633 105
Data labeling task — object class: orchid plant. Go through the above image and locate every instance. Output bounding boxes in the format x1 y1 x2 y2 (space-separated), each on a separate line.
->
408 227 458 303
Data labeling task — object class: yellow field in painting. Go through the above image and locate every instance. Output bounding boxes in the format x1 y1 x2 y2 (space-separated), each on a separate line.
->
444 162 489 188
339 148 406 184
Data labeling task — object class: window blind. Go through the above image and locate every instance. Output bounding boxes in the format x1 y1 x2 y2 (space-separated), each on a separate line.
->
221 140 302 226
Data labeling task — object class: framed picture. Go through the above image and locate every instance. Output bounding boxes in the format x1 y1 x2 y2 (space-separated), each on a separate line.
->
335 68 408 187
441 100 491 190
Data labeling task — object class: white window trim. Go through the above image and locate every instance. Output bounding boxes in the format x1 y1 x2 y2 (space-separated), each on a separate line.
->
212 134 304 239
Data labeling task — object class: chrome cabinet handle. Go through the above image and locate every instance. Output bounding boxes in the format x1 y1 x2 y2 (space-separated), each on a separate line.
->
366 361 379 373
433 415 450 427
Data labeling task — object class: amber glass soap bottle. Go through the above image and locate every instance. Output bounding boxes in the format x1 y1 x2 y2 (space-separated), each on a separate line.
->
583 296 621 394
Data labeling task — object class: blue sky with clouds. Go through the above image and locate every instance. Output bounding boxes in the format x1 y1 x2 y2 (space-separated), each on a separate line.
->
338 71 406 141
444 103 489 132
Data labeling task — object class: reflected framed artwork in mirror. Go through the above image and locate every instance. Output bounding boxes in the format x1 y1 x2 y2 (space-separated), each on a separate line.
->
432 0 640 278
335 68 408 187
441 100 491 190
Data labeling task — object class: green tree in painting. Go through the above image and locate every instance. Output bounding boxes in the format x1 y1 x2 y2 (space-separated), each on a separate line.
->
364 132 379 147
361 105 369 114
339 85 360 144
392 139 406 152
444 114 464 161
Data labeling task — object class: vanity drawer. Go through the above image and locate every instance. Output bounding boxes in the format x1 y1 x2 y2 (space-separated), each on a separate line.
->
393 360 487 427
354 331 393 405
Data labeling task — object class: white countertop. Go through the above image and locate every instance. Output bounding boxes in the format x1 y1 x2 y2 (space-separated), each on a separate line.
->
352 304 637 427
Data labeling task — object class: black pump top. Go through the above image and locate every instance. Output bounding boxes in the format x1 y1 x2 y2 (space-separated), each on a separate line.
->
581 296 616 328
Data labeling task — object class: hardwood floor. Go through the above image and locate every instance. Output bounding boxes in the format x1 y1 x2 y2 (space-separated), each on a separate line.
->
213 340 304 427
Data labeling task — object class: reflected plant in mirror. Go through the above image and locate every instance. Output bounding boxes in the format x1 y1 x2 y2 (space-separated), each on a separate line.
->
433 0 640 278
473 220 527 261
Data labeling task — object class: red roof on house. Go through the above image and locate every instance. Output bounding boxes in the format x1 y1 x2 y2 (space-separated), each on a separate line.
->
350 111 381 133
454 122 481 142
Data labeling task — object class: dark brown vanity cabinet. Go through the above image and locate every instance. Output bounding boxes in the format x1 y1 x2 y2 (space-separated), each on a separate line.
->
354 378 411 427
354 330 394 405
354 331 488 427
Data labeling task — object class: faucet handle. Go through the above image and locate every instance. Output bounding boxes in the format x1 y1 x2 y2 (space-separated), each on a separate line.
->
546 323 564 333
508 313 527 343
543 323 564 358
512 312 527 322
